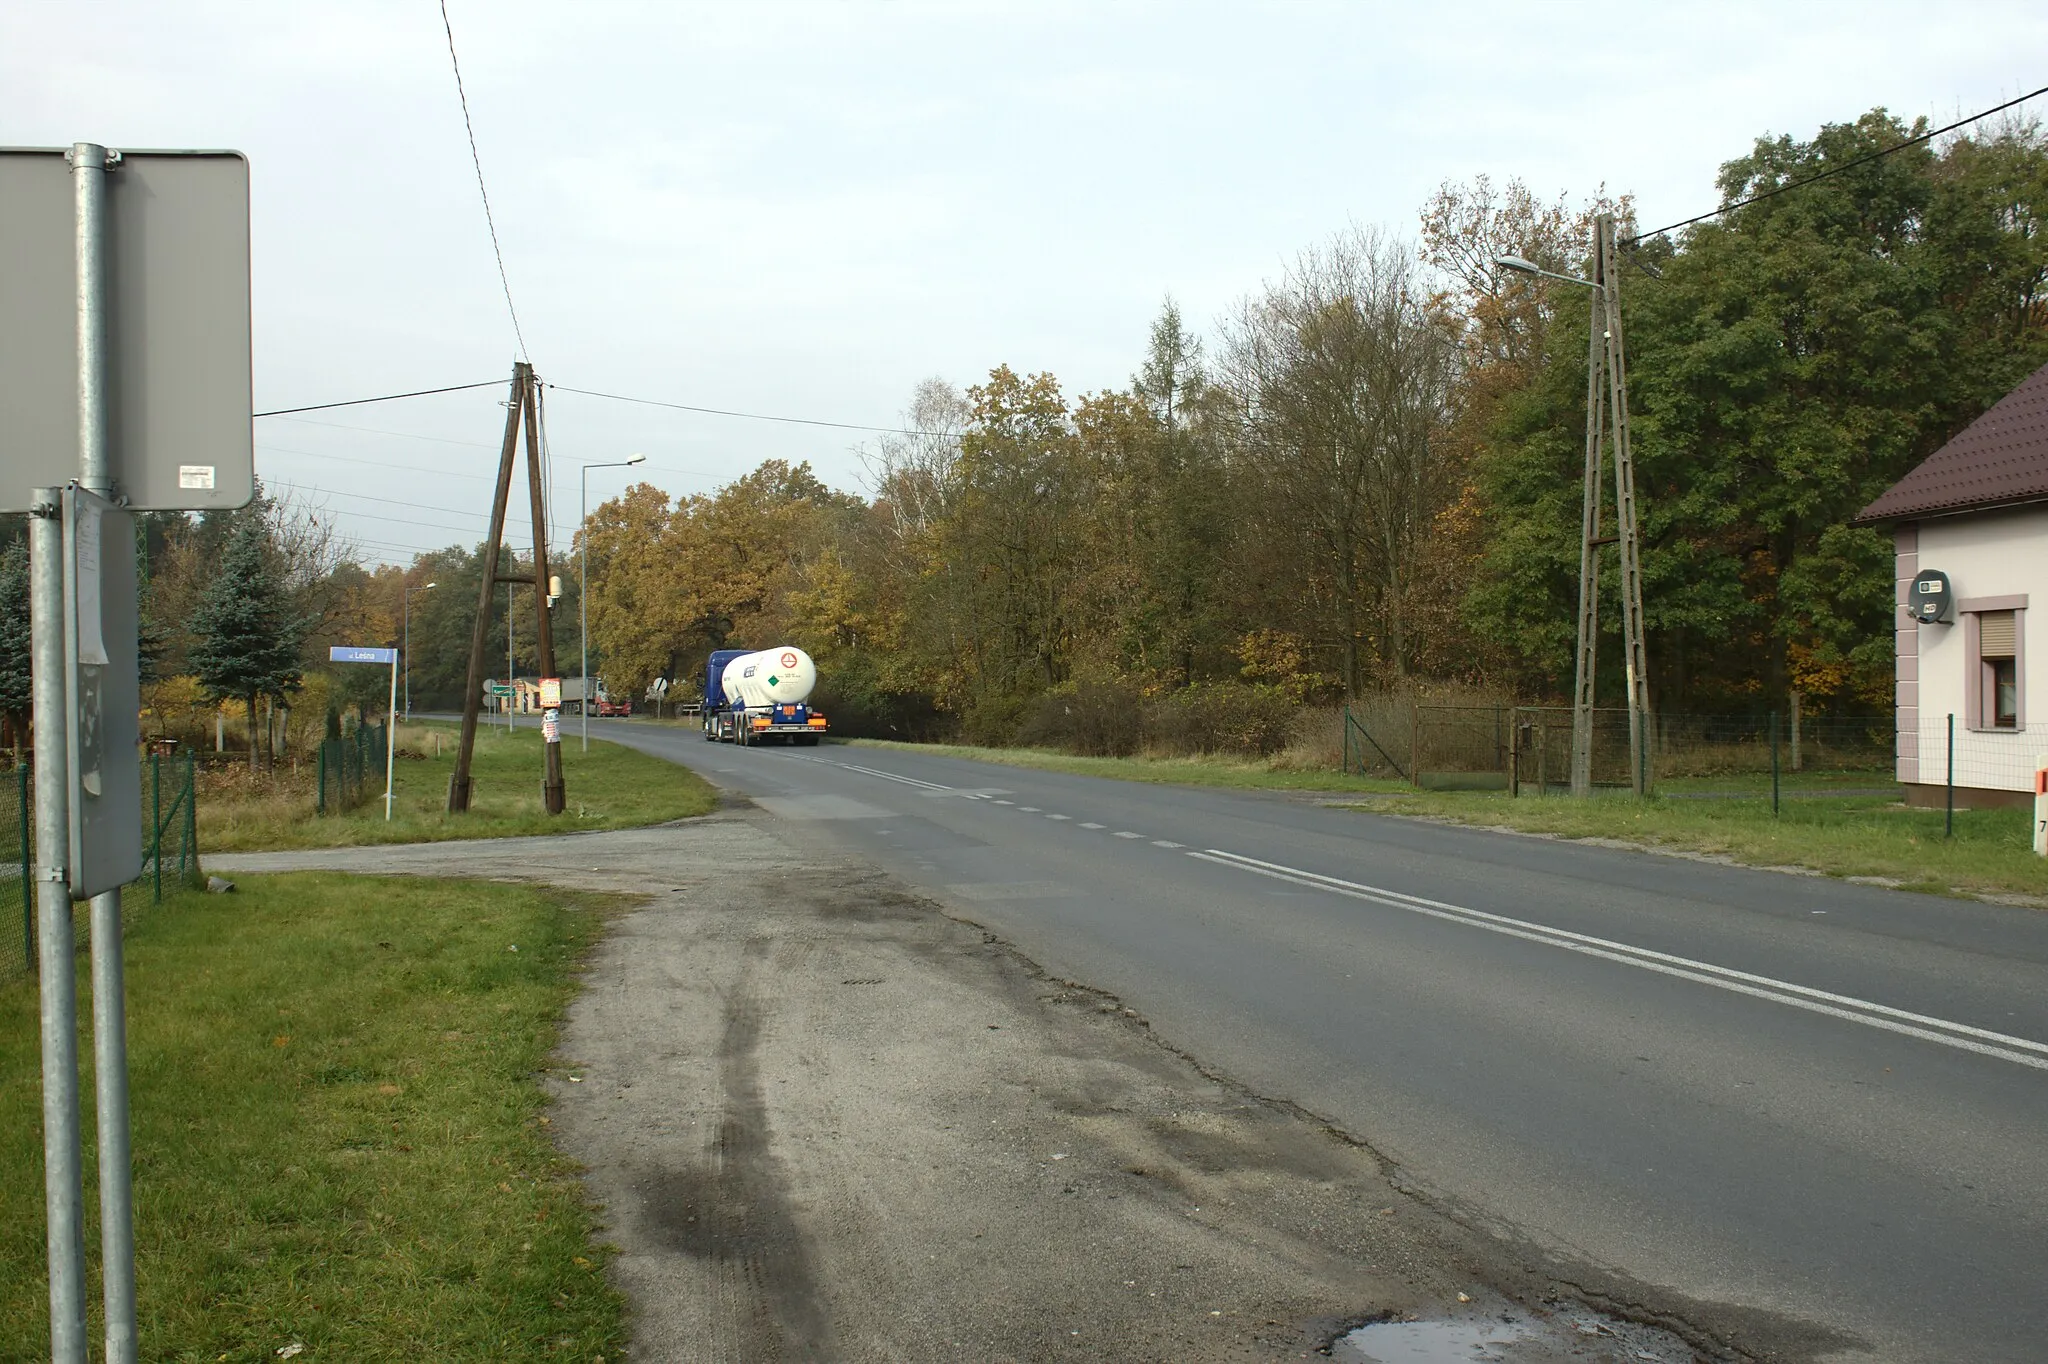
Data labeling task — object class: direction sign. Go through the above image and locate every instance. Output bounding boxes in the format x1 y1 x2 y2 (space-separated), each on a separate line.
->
488 682 514 697
329 646 398 665
0 147 253 512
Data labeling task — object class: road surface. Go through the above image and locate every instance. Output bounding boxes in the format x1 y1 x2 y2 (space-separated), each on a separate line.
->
556 720 2048 1362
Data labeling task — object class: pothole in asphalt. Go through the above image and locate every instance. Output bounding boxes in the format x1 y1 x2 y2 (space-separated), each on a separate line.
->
1332 1301 1695 1363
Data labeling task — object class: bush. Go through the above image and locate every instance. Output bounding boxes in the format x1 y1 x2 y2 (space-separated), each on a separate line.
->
1146 681 1297 757
1016 679 1144 757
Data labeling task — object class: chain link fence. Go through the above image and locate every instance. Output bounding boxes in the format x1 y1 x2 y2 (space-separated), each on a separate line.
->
2 749 201 984
1343 704 1895 796
315 721 386 815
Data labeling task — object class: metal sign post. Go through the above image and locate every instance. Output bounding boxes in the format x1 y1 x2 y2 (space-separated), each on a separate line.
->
5 140 253 1364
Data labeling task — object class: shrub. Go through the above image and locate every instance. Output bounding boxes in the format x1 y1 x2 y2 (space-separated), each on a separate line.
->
1017 679 1144 757
1147 681 1297 757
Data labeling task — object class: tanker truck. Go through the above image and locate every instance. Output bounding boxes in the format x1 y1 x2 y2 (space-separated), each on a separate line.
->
702 646 828 745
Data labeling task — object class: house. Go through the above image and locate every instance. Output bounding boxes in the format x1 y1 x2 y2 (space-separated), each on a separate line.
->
1856 359 2048 808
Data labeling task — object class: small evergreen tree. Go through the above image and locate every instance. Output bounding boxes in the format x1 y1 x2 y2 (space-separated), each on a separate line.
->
0 536 30 756
187 519 306 770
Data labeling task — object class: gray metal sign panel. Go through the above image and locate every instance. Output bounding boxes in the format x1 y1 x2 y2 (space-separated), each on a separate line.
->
64 486 144 897
0 148 253 513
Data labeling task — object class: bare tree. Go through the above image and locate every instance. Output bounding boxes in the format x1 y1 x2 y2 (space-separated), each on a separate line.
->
858 377 968 558
1221 227 1457 691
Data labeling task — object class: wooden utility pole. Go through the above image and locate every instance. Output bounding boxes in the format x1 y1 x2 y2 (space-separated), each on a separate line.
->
448 361 567 813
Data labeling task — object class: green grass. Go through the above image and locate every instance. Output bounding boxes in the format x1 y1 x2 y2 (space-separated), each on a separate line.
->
201 721 717 853
1 872 627 1361
1342 787 2048 901
845 737 1412 794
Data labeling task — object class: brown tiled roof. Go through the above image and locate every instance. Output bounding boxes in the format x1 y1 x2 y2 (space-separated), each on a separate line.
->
1856 360 2048 522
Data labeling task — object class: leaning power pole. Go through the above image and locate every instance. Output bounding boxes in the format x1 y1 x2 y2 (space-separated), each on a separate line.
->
1568 215 1653 797
448 361 566 813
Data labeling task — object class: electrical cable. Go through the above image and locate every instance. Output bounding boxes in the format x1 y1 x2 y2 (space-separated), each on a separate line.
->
544 382 952 437
253 380 504 418
1628 83 2048 244
438 0 530 360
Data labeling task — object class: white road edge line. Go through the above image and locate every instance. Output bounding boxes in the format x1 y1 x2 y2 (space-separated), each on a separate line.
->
1189 849 2048 1073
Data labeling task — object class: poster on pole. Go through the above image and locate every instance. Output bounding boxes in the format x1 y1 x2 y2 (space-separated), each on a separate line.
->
0 148 253 512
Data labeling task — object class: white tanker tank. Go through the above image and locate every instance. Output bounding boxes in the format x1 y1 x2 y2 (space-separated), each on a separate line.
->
709 646 827 744
720 646 818 709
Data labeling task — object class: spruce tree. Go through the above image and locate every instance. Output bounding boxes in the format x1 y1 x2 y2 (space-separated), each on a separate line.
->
187 519 305 770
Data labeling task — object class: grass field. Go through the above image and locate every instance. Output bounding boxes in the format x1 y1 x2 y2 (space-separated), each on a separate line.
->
1 872 626 1362
200 721 717 853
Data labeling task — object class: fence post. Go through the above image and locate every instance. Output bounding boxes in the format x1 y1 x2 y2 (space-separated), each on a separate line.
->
1342 704 1351 776
1946 713 1955 839
1537 723 1548 796
1409 705 1421 790
151 751 162 905
182 753 196 885
1770 711 1780 817
316 742 326 815
17 763 30 971
1508 713 1520 798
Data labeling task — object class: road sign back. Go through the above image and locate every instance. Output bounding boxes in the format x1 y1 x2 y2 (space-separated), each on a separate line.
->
0 148 253 512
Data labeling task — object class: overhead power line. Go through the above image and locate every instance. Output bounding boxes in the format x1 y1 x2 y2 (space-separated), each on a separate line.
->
1629 83 2048 244
253 381 503 418
545 382 949 438
438 0 530 360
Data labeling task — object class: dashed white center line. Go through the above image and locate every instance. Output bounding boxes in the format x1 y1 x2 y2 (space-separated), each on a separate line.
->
1079 822 1105 829
1113 831 1143 839
1020 807 1041 813
1152 839 1183 849
994 799 1014 805
1047 813 1071 821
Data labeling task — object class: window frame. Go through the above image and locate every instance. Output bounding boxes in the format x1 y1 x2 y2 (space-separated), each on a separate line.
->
1960 595 2028 733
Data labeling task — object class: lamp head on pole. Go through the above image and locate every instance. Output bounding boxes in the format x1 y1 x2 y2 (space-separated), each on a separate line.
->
1493 254 1540 275
626 452 646 466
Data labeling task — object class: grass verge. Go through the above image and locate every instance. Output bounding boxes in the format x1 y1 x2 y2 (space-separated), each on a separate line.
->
201 721 716 853
2 872 626 1362
845 737 1412 794
1343 788 2048 902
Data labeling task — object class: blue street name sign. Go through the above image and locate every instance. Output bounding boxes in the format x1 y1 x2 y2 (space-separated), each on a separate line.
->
329 646 398 665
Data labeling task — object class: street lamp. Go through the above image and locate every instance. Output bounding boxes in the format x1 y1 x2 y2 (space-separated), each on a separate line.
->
581 453 647 751
402 580 437 720
1495 216 1653 798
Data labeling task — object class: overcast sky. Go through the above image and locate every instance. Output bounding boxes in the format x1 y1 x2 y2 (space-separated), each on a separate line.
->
9 0 2045 566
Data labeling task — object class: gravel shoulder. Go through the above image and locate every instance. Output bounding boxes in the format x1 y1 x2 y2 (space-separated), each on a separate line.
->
209 814 1727 1363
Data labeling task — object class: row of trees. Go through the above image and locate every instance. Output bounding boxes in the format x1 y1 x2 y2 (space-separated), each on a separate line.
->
573 107 2048 742
6 107 2041 759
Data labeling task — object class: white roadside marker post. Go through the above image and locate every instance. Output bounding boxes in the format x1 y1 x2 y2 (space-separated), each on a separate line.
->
2034 755 2048 857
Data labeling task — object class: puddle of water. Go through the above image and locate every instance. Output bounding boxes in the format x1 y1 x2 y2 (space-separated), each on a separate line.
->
1338 1317 1534 1362
1332 1302 1695 1364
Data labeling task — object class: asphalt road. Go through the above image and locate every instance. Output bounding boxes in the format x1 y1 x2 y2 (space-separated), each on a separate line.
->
562 719 2048 1363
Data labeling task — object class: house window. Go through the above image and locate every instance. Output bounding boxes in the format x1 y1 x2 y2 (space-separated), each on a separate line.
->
1976 608 2021 731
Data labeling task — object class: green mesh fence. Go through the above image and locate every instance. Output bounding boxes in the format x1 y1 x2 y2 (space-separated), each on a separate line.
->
2 749 200 983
